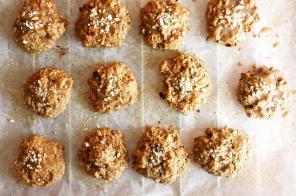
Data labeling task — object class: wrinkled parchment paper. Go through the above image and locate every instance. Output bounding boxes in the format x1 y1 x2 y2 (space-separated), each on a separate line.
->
0 0 295 195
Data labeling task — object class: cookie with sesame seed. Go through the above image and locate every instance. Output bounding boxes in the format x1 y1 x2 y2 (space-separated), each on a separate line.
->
14 135 65 187
206 0 259 47
13 0 66 53
140 0 189 50
76 0 131 48
24 67 74 118
193 126 251 177
132 126 189 184
236 66 289 119
160 52 211 115
88 62 139 113
77 128 128 181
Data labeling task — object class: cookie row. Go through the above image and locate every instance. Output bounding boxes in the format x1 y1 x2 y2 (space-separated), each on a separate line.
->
15 125 251 186
24 52 289 119
13 0 259 54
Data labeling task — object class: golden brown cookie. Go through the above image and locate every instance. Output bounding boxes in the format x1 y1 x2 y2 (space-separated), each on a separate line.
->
236 66 289 119
14 135 65 187
140 0 189 50
24 67 74 118
133 126 189 184
77 128 128 181
88 62 139 113
160 52 211 115
76 0 131 48
193 127 251 177
206 0 259 47
13 0 66 53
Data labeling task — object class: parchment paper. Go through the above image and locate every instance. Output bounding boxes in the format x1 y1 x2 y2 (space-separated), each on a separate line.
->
0 0 295 195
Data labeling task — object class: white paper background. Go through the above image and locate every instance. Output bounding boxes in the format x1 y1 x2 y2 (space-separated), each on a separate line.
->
0 0 295 195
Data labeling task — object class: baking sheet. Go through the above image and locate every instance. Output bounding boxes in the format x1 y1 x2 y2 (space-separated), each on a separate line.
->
0 0 295 195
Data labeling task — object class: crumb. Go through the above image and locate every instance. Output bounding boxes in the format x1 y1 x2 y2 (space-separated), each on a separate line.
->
159 92 165 99
55 46 69 57
237 62 243 67
273 42 279 48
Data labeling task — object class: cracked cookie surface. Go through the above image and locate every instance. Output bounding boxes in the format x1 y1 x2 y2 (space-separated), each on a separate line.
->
24 67 74 118
88 62 139 113
13 0 66 53
76 0 131 48
237 66 289 119
14 135 65 187
133 126 189 184
193 127 251 177
77 128 128 181
140 0 189 50
206 0 259 47
160 52 211 114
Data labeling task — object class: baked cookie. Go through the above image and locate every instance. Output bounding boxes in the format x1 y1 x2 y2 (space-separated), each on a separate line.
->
13 0 66 53
24 67 74 118
193 127 251 177
237 66 289 119
206 0 259 47
76 0 131 48
133 126 189 184
140 0 189 50
77 128 128 181
14 135 65 187
160 52 211 115
88 62 138 113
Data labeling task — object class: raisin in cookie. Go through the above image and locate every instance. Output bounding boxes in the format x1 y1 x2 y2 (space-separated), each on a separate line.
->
76 0 131 48
160 52 211 115
206 0 259 47
14 135 65 187
193 127 251 177
78 128 128 181
88 62 138 113
236 66 289 119
13 0 66 53
140 0 189 50
133 126 189 184
24 67 74 118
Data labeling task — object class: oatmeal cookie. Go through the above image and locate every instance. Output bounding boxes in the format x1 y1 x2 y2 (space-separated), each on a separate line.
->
206 0 259 47
13 0 66 53
88 62 139 113
160 52 211 115
14 135 65 187
24 67 74 118
76 0 131 48
133 126 189 184
140 0 189 50
193 127 251 177
237 66 289 119
77 128 128 181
